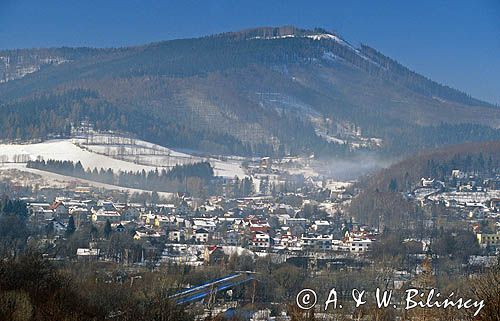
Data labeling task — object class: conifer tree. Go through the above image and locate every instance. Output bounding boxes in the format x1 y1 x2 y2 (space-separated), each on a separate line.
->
66 216 76 237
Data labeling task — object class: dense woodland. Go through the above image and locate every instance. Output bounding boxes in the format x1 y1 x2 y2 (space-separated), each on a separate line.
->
0 90 265 156
1 88 498 157
376 122 500 155
0 196 30 257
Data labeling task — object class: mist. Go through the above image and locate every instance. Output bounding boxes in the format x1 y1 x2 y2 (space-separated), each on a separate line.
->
313 153 396 181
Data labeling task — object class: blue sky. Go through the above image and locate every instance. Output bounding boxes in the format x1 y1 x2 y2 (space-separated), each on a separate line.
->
1 0 499 104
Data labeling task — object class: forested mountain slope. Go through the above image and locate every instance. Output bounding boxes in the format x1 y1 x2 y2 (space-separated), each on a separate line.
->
1 26 499 156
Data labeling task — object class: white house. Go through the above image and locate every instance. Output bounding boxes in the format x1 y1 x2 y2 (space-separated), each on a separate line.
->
301 234 332 251
346 237 372 253
252 232 271 249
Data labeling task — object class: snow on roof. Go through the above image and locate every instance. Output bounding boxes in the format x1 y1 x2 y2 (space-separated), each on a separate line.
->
76 248 100 256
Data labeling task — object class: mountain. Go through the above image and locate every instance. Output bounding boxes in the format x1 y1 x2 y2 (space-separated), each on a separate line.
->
1 26 499 157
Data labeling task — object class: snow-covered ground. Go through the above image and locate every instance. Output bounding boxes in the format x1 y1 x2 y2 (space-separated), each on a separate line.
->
0 163 173 198
0 138 246 178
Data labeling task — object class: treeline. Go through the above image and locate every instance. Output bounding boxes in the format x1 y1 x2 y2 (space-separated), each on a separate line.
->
225 176 254 198
27 159 215 193
383 123 500 156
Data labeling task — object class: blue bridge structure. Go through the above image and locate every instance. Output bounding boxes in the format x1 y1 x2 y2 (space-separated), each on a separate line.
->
169 271 256 305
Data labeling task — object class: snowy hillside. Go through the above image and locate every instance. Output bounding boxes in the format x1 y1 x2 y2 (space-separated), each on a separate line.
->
0 137 246 178
0 162 174 198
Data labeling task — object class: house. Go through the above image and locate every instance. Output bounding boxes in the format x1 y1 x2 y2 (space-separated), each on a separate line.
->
32 208 56 222
121 207 141 221
274 229 297 249
91 201 121 223
133 230 162 240
191 218 217 232
49 201 69 219
28 202 51 212
476 233 500 248
251 232 270 249
332 239 349 252
76 248 100 261
284 217 308 228
451 169 465 179
300 234 332 251
157 203 176 215
29 203 53 222
143 213 160 228
249 222 270 234
115 223 126 233
69 207 90 228
348 238 372 253
420 177 434 187
312 220 330 233
92 210 121 223
155 215 173 228
489 198 500 212
339 191 354 200
194 228 209 243
168 229 184 242
344 232 373 253
203 246 226 264
468 255 498 269
233 219 247 231
260 157 271 169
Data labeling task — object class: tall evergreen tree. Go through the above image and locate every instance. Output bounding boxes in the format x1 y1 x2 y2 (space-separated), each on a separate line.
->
104 219 112 239
66 216 76 237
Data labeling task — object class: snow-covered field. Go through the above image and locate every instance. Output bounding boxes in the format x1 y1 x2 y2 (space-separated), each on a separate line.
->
0 138 246 178
0 163 173 198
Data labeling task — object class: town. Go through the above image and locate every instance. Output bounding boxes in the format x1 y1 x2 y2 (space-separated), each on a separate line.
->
0 138 498 320
4 156 491 265
22 170 373 267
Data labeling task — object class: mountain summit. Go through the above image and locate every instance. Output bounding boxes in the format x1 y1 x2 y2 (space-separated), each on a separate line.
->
220 26 343 40
0 26 499 156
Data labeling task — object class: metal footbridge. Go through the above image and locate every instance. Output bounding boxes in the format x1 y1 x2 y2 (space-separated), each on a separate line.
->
169 271 256 305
